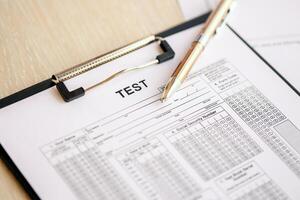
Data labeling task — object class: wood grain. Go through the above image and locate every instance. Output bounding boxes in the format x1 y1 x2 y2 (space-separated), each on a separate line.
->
0 0 183 199
0 0 183 98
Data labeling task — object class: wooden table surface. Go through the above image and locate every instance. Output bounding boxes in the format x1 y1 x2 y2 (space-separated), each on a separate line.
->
0 0 183 199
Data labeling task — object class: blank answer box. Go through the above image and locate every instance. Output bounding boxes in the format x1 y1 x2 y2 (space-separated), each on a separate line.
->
274 120 300 154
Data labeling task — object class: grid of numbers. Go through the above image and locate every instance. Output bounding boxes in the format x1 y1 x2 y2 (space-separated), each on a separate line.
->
45 135 137 200
225 86 300 177
234 180 289 200
166 109 262 181
118 139 202 200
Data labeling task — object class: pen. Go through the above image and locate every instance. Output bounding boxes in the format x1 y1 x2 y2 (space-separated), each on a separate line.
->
161 0 235 102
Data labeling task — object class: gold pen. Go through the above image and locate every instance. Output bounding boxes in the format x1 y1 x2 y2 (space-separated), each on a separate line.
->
161 0 235 102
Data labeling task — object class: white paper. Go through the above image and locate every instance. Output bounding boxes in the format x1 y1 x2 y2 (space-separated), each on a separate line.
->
177 0 218 19
178 0 300 92
1 25 300 200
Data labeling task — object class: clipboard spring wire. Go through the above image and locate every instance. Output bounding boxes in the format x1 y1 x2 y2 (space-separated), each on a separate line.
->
52 36 175 102
85 60 158 92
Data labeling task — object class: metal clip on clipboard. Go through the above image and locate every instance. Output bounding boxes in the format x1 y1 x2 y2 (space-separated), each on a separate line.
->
51 36 175 102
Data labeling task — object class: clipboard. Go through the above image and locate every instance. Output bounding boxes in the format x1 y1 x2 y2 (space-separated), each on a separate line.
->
0 13 211 108
0 12 298 199
0 13 210 199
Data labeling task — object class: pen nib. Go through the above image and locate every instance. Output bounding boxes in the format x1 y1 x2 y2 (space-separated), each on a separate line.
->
160 96 167 103
160 77 181 103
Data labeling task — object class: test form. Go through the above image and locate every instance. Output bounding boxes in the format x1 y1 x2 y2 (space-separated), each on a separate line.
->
0 24 300 199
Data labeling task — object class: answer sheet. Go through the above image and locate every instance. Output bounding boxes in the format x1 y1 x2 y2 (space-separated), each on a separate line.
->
1 25 300 200
178 0 300 92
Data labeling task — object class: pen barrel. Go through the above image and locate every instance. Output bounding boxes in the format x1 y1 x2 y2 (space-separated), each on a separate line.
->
171 0 234 83
198 0 234 43
172 41 204 81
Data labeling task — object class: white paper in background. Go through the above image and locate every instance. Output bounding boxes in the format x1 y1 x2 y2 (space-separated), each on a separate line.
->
177 0 300 92
177 0 218 19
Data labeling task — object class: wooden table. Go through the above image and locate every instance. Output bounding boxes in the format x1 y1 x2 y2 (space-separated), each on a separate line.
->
0 0 183 199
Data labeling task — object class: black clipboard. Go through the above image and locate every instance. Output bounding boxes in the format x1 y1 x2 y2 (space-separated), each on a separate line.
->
0 12 299 199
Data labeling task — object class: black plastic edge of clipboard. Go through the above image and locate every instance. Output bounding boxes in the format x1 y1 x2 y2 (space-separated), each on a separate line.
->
0 79 55 109
0 12 211 200
0 11 299 200
156 12 211 38
0 145 40 200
